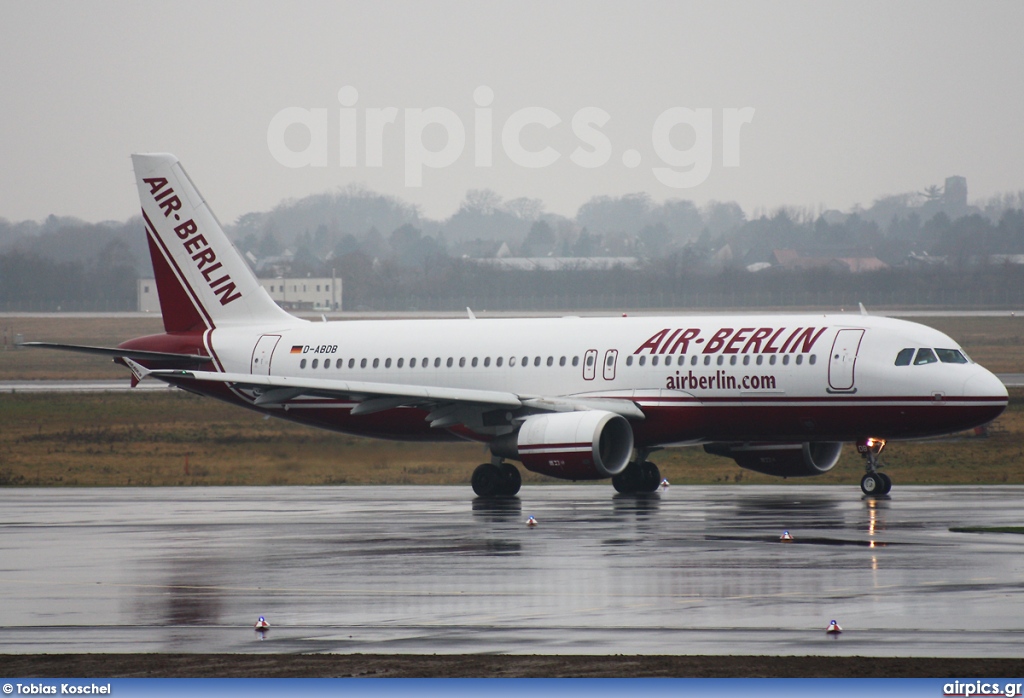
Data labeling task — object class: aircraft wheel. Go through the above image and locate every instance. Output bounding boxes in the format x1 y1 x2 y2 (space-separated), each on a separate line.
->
877 472 892 495
472 463 502 497
612 470 633 494
498 463 521 496
860 472 882 496
639 461 661 493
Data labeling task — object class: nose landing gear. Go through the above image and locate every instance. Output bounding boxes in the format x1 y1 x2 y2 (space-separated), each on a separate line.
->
857 437 891 496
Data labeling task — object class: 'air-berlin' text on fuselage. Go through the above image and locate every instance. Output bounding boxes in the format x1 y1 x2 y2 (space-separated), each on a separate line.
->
635 327 827 355
142 177 241 306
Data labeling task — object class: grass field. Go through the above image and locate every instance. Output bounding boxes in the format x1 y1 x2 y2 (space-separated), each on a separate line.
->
1 388 1021 488
1 313 1021 488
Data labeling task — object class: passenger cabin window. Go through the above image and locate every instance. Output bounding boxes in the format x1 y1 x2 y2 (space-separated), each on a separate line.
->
895 348 914 366
626 356 633 366
914 348 938 365
312 359 319 369
936 348 968 364
572 356 579 367
372 358 379 368
300 359 307 368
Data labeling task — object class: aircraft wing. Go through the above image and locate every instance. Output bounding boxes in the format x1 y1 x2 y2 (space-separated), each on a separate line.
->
134 364 643 428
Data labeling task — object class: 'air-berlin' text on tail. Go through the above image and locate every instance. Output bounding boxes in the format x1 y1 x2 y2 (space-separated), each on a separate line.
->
132 153 294 333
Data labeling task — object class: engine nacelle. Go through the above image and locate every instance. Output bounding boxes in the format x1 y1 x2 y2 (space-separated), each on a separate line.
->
491 411 634 480
704 441 843 478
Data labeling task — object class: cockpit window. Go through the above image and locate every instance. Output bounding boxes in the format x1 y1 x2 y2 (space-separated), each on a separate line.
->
895 348 914 366
914 348 938 365
936 348 968 364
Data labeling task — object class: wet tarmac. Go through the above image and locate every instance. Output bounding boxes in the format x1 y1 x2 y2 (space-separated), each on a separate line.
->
1 485 1022 657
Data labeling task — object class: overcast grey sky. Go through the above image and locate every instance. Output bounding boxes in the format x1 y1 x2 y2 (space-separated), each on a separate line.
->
2 0 1022 224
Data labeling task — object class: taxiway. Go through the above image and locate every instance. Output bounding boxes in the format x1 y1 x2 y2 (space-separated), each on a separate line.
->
1 486 1022 656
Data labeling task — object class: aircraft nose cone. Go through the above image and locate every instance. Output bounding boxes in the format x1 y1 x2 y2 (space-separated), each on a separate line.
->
963 368 1008 400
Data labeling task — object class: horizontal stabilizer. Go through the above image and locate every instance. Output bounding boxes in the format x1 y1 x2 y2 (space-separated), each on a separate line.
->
22 342 214 363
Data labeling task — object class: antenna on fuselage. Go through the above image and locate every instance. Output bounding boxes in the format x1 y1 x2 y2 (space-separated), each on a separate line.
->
858 302 869 316
467 307 477 320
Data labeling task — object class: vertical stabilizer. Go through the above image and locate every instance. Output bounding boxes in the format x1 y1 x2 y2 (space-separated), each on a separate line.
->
132 153 296 332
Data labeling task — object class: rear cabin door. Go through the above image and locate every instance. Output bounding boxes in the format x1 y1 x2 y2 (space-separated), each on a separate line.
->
251 334 281 375
828 329 865 391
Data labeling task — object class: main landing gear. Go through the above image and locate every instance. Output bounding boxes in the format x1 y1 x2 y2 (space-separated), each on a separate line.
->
857 437 892 496
472 459 521 497
612 459 662 494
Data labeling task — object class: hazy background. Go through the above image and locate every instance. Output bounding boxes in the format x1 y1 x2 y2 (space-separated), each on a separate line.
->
2 0 1023 224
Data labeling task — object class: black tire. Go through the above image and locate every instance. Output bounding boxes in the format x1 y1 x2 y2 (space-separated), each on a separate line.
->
498 463 522 496
472 463 502 497
860 472 882 496
639 461 661 493
612 471 632 494
877 472 892 495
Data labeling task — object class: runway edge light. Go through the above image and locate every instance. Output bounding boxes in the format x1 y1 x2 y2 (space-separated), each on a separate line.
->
255 616 269 631
526 515 538 527
826 620 842 634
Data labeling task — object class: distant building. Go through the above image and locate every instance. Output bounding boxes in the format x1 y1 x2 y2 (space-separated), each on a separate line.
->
138 276 342 313
944 176 968 208
771 250 889 273
473 257 639 271
138 279 160 313
260 277 341 311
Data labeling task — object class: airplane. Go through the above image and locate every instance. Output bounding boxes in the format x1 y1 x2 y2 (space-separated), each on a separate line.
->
28 153 1009 498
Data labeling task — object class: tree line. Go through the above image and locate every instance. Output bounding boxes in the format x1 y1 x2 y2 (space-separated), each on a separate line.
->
2 185 1024 311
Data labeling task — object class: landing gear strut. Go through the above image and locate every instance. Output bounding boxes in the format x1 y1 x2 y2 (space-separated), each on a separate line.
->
612 456 662 494
857 437 891 496
472 460 521 498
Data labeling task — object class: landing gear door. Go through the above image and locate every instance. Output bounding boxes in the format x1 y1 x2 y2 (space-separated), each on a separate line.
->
251 334 281 375
828 328 864 392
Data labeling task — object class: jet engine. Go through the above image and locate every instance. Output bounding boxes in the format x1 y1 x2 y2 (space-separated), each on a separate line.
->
491 410 633 480
703 441 843 478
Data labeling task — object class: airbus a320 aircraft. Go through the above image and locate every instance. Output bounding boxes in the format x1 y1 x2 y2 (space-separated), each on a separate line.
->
30 154 1009 498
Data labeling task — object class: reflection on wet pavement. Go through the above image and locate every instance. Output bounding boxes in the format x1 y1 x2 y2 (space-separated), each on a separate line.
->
1 485 1022 656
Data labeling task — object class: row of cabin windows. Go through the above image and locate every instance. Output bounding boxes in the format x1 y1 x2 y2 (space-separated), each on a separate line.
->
894 347 969 366
627 353 816 367
297 353 816 370
298 355 585 370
